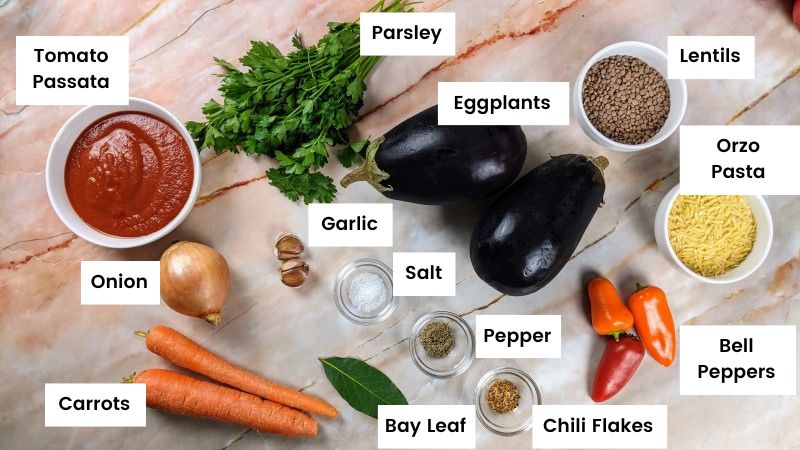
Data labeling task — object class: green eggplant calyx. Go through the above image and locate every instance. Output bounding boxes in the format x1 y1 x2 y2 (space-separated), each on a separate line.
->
340 136 393 192
590 156 610 172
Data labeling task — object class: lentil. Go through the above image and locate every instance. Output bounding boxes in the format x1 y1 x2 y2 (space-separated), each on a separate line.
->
582 55 670 145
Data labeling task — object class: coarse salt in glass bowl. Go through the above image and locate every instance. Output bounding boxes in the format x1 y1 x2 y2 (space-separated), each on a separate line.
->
409 311 475 379
334 258 396 325
475 367 542 436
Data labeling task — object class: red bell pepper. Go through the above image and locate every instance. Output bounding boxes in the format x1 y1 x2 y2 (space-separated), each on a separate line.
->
591 334 645 403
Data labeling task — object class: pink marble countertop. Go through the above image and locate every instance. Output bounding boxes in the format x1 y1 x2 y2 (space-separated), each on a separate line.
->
1 0 798 448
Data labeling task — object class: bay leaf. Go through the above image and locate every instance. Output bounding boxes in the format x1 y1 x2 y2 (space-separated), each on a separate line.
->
320 356 407 418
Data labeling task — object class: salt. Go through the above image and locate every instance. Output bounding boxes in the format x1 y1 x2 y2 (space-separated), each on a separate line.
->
348 272 388 314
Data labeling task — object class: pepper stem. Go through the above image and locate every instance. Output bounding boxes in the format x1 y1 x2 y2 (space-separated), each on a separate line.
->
610 331 623 341
340 136 393 192
635 282 648 292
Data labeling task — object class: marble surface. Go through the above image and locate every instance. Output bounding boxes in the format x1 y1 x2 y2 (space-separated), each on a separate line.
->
1 0 799 448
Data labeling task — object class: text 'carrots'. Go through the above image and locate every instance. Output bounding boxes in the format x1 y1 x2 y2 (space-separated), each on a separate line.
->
137 325 338 418
128 368 317 437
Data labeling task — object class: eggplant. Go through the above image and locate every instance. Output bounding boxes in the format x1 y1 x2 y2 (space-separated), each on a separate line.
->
470 154 608 296
340 105 527 204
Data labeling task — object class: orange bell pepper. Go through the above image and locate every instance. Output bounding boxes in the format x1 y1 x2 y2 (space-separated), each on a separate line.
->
628 283 676 367
588 277 634 340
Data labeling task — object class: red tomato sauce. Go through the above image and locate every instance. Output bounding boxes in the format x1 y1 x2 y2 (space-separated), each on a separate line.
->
65 112 194 237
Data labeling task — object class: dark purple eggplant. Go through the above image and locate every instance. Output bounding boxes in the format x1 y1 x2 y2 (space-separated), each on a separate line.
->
340 105 527 204
470 154 608 296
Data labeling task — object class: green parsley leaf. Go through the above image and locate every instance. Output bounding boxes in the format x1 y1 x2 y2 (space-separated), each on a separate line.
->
188 0 413 203
267 168 337 204
336 139 369 168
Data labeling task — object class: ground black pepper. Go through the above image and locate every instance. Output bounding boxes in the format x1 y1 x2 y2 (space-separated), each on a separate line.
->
420 320 455 358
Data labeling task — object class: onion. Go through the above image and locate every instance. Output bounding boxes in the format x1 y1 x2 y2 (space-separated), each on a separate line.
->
160 241 230 326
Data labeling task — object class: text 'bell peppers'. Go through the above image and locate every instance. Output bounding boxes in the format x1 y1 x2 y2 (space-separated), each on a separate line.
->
588 277 634 340
591 334 645 403
628 283 676 367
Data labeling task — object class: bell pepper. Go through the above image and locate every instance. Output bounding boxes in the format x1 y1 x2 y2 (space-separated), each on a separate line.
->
628 283 676 367
588 277 634 340
591 334 645 403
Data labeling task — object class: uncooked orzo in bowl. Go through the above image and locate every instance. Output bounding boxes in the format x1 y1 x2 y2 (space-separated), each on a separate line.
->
667 195 756 277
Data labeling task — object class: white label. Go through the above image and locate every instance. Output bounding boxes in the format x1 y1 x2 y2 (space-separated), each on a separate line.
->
679 125 800 195
531 405 668 449
679 325 796 395
437 82 569 125
360 12 455 56
45 384 146 427
308 203 393 247
475 315 561 359
80 261 159 305
392 252 455 296
667 36 754 79
378 405 475 449
16 36 129 105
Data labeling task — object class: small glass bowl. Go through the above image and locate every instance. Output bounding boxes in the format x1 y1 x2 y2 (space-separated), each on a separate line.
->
334 258 396 325
475 367 542 436
409 311 475 378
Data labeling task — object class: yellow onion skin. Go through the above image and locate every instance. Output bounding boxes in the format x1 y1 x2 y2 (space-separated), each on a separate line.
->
160 241 230 326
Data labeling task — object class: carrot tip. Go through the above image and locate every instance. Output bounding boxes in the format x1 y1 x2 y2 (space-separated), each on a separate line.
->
121 372 137 384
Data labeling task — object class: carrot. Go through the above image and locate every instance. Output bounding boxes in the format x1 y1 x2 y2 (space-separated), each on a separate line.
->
136 325 338 418
126 368 317 437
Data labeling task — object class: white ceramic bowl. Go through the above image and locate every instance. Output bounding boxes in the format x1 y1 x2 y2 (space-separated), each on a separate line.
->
654 184 773 284
574 41 687 151
45 97 201 248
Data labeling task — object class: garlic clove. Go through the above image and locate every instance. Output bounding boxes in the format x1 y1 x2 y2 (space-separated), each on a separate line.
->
280 258 309 287
275 233 305 260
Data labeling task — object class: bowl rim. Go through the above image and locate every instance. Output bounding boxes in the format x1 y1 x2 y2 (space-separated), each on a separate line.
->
408 310 475 379
45 97 201 248
474 366 541 436
658 185 773 284
573 40 688 152
333 258 397 325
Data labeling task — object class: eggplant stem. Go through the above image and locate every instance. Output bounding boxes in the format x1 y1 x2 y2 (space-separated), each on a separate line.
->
590 156 609 172
340 136 393 192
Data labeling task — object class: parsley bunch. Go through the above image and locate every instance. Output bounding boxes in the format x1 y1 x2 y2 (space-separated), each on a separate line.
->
187 0 413 203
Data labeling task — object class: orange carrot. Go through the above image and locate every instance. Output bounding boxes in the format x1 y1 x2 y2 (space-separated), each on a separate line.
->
137 325 338 418
127 368 317 437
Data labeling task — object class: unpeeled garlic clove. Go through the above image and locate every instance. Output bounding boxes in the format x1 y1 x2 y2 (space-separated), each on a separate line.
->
280 258 309 287
275 234 304 260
